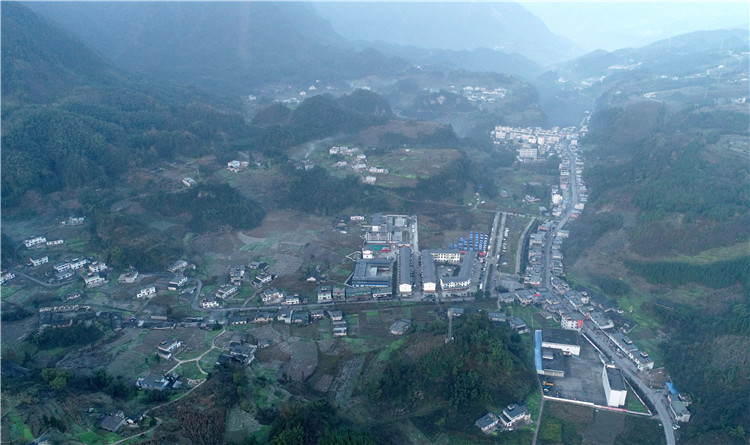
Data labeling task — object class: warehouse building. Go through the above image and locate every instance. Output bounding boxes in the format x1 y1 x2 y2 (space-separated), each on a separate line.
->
398 246 412 294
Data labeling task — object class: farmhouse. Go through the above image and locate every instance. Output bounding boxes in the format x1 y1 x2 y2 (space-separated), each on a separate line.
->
84 274 105 287
475 413 500 433
168 274 188 290
30 256 49 267
136 286 156 299
499 404 531 428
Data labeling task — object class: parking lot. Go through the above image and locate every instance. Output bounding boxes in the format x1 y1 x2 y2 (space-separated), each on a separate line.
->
543 335 608 406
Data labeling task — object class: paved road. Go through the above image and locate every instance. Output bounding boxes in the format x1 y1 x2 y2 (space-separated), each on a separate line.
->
583 324 676 445
533 133 676 445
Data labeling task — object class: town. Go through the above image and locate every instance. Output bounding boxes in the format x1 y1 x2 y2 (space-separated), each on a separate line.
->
1 118 687 443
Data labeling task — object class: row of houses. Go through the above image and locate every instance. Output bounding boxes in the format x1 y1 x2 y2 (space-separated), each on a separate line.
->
23 235 65 249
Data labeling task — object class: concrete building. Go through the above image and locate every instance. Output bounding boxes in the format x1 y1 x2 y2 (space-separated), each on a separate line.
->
669 399 691 422
422 251 437 293
602 366 627 407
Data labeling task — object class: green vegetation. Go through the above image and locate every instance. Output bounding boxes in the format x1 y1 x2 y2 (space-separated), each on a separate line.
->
29 323 103 350
370 314 534 433
144 182 265 232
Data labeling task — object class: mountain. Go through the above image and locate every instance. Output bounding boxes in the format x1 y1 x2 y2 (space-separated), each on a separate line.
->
25 1 410 95
533 29 750 126
1 3 252 209
313 2 583 65
1 2 116 105
350 42 544 81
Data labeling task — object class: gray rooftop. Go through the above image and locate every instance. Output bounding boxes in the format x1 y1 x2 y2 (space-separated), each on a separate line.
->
399 246 412 285
542 328 579 346
422 251 436 283
606 367 627 391
440 251 476 286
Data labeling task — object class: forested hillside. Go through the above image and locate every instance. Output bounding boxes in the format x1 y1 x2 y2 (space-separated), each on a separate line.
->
1 3 250 210
566 97 749 443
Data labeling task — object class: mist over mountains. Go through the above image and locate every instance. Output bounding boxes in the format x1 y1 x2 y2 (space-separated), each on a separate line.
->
25 1 409 95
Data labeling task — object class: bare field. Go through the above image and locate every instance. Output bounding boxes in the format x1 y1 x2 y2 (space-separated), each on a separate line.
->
193 210 361 293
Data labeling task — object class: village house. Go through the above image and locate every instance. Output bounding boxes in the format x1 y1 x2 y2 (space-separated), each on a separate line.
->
262 288 284 304
253 312 274 323
46 239 64 247
24 236 47 249
157 339 181 359
1 271 16 284
499 404 531 429
200 299 220 309
282 296 301 306
167 260 188 273
229 265 245 285
215 284 239 300
475 413 500 433
229 315 248 325
182 177 197 187
88 261 107 273
136 286 157 299
317 285 332 302
69 258 89 270
30 256 49 267
168 274 188 290
118 269 139 283
84 274 105 287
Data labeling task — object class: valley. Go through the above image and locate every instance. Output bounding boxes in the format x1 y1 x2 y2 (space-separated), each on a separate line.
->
1 3 748 445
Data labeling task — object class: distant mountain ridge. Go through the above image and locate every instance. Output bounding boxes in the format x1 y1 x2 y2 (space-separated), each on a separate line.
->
313 2 583 65
25 1 410 95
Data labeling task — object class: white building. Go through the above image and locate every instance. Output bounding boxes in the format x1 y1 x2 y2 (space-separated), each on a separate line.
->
136 286 157 299
602 366 627 407
88 261 107 273
69 258 89 270
30 256 49 267
84 274 105 287
24 236 47 249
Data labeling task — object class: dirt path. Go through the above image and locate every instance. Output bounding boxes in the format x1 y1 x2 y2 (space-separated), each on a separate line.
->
166 328 228 375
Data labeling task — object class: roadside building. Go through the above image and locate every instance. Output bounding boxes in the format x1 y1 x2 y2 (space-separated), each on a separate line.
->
317 285 332 302
541 329 581 356
602 366 627 407
669 399 691 422
398 246 412 294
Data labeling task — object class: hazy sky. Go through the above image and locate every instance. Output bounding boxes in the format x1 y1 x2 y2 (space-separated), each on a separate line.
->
518 2 750 52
